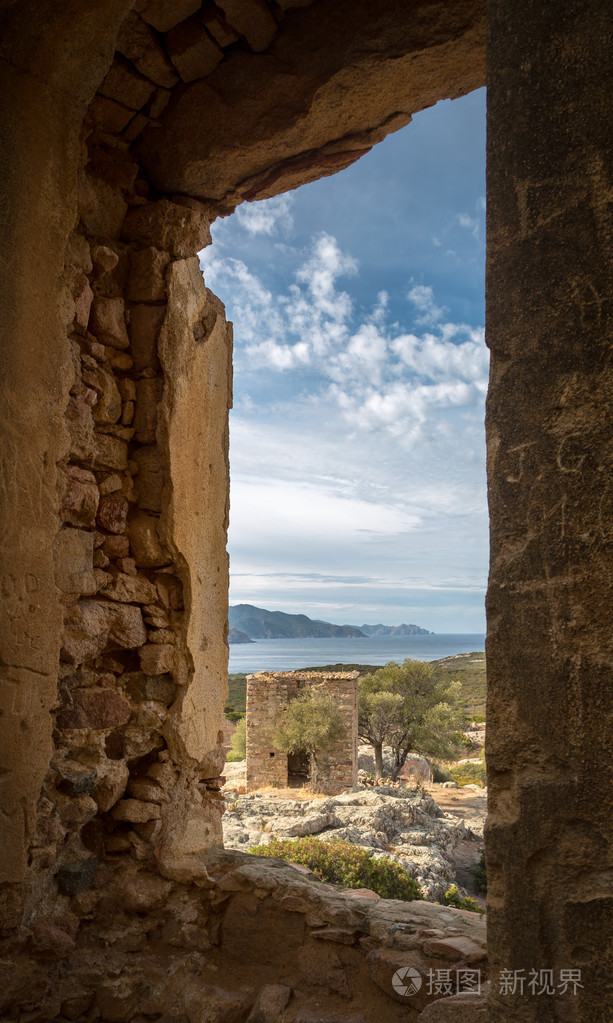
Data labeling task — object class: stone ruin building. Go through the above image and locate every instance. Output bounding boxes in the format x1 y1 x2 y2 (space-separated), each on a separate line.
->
246 670 358 793
0 0 610 1021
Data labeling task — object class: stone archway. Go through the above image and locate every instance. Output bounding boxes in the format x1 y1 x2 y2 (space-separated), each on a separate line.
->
0 1 610 1020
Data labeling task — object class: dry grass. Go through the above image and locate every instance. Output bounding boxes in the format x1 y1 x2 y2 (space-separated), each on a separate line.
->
250 784 328 801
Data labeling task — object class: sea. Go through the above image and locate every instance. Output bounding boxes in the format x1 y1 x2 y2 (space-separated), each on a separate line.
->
228 633 486 674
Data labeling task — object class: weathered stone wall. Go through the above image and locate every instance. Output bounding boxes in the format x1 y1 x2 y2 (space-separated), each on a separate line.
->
247 670 358 793
485 1 613 1020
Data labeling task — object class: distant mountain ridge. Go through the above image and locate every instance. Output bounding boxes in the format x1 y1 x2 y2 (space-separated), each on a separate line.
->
359 623 432 637
228 604 432 641
229 604 364 640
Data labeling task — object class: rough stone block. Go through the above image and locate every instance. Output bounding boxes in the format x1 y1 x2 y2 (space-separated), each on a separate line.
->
54 764 97 796
128 303 164 372
53 528 96 595
61 466 99 527
96 494 129 534
111 798 162 823
61 599 110 663
91 245 119 273
416 991 488 1022
117 12 179 88
99 59 157 111
88 366 122 425
216 0 277 51
99 473 123 496
57 688 132 729
139 643 174 675
133 444 164 511
127 777 166 803
30 921 76 959
128 247 170 304
122 199 211 258
126 671 176 704
78 173 128 241
104 570 158 605
89 95 134 133
102 534 130 559
66 393 96 463
133 376 164 444
93 433 128 471
56 858 99 896
93 760 129 812
202 7 240 47
65 231 93 273
106 601 148 649
72 274 94 332
166 17 224 82
88 296 129 350
139 0 201 32
422 935 485 962
128 510 169 567
247 984 291 1023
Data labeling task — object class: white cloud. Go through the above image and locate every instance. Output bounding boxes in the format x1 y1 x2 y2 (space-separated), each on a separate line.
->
235 193 294 236
407 284 445 326
202 231 488 451
457 212 480 239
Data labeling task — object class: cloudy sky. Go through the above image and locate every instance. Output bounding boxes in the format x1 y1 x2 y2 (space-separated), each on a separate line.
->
200 87 488 634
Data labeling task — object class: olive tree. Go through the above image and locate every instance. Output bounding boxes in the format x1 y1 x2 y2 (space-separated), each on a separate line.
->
358 659 464 780
274 689 345 789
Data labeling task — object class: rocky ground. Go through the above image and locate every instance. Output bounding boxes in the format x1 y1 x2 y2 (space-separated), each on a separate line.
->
222 767 486 904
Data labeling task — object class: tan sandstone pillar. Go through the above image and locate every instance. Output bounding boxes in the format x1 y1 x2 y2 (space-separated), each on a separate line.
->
486 1 613 1020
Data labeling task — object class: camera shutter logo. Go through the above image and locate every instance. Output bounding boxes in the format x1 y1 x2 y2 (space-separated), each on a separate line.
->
392 967 423 997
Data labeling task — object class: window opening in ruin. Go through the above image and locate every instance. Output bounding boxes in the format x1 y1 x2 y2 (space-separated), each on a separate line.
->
287 750 310 786
201 90 487 672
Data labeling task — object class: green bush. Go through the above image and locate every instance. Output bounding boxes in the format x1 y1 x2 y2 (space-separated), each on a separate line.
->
443 884 485 915
225 750 245 763
432 764 452 783
250 836 421 902
226 716 246 761
474 850 487 894
448 761 487 787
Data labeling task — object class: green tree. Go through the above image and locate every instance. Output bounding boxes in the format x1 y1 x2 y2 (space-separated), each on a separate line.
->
274 689 345 790
358 659 464 780
226 715 246 762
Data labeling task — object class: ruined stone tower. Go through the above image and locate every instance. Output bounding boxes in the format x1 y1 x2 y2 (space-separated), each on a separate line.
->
246 670 358 793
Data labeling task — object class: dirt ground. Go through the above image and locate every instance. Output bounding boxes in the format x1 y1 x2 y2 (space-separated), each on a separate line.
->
426 783 487 909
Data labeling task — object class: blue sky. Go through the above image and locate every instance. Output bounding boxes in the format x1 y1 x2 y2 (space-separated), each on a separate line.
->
200 87 488 634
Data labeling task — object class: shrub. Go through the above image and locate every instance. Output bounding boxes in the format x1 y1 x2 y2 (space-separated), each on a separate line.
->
474 849 487 894
227 716 246 761
225 750 245 763
250 836 421 902
432 764 452 783
448 761 487 787
443 884 485 915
